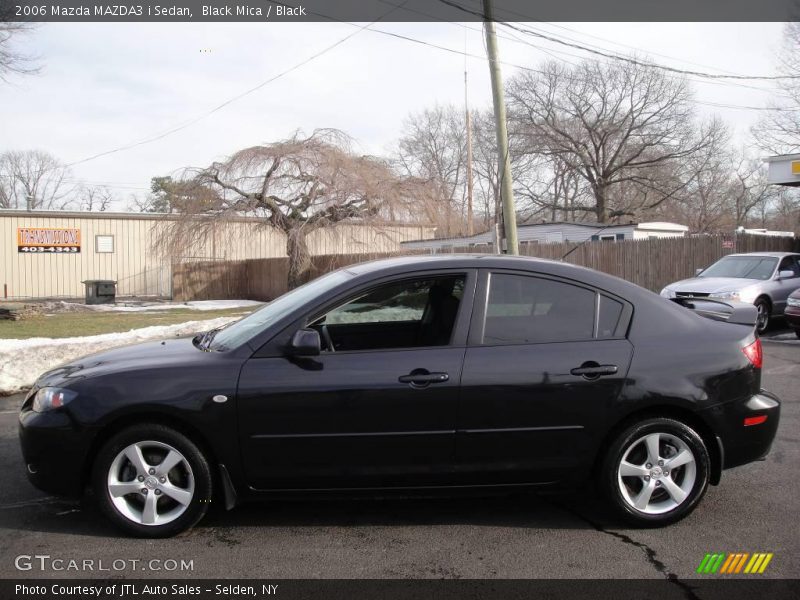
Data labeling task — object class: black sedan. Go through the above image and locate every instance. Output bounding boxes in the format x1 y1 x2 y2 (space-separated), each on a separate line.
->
18 255 780 537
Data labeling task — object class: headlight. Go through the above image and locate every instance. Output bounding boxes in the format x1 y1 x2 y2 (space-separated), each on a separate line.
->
789 297 800 308
32 387 77 413
709 291 740 300
660 288 675 298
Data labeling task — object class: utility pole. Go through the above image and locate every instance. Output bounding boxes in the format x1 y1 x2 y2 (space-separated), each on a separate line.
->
464 70 474 236
482 0 518 255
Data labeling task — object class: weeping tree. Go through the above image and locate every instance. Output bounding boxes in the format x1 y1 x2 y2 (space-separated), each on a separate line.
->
159 129 419 289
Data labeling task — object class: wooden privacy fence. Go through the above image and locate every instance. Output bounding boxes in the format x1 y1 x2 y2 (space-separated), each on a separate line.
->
172 252 422 301
172 234 799 301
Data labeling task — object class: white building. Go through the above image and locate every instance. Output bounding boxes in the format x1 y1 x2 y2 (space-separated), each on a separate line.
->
401 221 689 252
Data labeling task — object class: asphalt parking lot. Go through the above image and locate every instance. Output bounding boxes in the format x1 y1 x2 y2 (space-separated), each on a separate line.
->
0 332 797 582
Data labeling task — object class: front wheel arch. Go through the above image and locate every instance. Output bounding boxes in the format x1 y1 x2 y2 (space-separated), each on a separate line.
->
82 412 221 497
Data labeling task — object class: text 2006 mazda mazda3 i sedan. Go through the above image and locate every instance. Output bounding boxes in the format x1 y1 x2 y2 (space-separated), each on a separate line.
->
19 255 780 537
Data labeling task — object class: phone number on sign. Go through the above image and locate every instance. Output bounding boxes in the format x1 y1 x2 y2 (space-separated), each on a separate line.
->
19 246 80 253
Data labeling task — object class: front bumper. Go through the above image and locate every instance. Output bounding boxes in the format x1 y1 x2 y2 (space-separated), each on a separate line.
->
18 404 93 497
784 305 800 330
701 390 781 471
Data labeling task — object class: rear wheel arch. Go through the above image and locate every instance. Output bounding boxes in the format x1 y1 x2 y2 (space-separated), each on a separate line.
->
594 405 722 486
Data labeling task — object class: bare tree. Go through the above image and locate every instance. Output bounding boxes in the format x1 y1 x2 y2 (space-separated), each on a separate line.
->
396 105 468 236
507 59 715 222
753 23 800 154
0 150 72 210
77 185 114 212
471 110 501 228
0 19 40 83
729 158 777 227
160 129 421 288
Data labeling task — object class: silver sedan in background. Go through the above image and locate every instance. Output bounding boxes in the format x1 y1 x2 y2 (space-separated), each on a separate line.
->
660 252 800 334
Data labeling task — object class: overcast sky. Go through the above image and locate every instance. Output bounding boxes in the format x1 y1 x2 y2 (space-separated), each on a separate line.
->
0 21 787 209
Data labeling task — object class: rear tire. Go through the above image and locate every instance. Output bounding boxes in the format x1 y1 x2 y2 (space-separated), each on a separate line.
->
755 298 771 335
600 417 710 527
92 424 212 538
794 329 800 340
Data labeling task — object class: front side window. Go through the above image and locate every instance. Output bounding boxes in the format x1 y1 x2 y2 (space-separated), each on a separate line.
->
210 270 353 351
778 256 800 277
483 274 599 345
312 275 465 351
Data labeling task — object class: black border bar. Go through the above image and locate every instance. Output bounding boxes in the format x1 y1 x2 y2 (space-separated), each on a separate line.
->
4 0 800 23
3 579 800 600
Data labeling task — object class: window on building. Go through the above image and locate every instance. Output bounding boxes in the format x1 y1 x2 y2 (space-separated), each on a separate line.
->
95 235 114 253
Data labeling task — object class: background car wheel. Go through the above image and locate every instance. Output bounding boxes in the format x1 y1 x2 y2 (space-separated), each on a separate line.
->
754 298 771 334
92 424 212 537
795 329 800 339
600 417 710 527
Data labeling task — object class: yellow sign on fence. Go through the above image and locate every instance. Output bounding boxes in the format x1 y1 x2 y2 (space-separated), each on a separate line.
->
17 227 81 254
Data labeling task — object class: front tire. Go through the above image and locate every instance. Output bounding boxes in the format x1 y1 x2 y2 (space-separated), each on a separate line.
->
600 417 710 527
92 424 212 537
755 298 771 335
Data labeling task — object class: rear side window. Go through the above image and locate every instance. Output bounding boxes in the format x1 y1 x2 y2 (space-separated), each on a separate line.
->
483 274 596 344
597 295 624 338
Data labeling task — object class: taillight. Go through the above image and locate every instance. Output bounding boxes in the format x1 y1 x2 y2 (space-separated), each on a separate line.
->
742 338 763 369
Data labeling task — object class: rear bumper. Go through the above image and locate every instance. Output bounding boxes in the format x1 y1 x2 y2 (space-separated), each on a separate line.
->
702 390 780 471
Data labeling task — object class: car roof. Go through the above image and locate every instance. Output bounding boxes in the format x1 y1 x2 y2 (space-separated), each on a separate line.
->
343 253 560 275
725 252 799 258
340 253 651 299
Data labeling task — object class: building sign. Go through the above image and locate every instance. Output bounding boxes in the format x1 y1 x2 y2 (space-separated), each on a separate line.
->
17 227 81 253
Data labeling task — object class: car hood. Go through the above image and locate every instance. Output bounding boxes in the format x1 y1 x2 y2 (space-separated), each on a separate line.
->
35 337 205 388
666 277 762 294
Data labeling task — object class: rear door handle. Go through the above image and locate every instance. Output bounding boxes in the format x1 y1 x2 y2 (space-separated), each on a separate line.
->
570 364 618 378
398 371 449 387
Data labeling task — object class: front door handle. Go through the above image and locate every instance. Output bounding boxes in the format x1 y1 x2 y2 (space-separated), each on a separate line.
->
398 370 449 387
570 363 618 379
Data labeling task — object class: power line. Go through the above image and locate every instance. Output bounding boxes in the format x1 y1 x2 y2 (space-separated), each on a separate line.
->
350 22 800 112
458 0 760 78
63 2 408 169
16 0 795 179
437 0 800 82
378 0 788 98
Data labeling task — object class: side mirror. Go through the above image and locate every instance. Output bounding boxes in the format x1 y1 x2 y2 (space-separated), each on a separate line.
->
287 328 321 356
778 270 796 279
695 268 704 276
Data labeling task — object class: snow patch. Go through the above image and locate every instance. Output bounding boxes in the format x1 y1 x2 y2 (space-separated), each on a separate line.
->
0 316 239 395
59 299 263 313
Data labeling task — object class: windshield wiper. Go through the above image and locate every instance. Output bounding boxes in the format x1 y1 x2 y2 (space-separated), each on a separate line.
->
197 327 222 351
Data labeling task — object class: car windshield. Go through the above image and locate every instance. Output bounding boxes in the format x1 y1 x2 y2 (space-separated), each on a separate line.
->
699 256 778 280
208 270 352 351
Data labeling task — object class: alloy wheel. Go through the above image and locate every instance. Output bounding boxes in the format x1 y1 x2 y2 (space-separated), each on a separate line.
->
756 302 769 333
617 432 697 515
106 440 195 526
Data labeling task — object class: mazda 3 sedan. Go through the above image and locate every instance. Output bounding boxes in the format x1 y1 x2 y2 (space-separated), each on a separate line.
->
19 255 780 537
